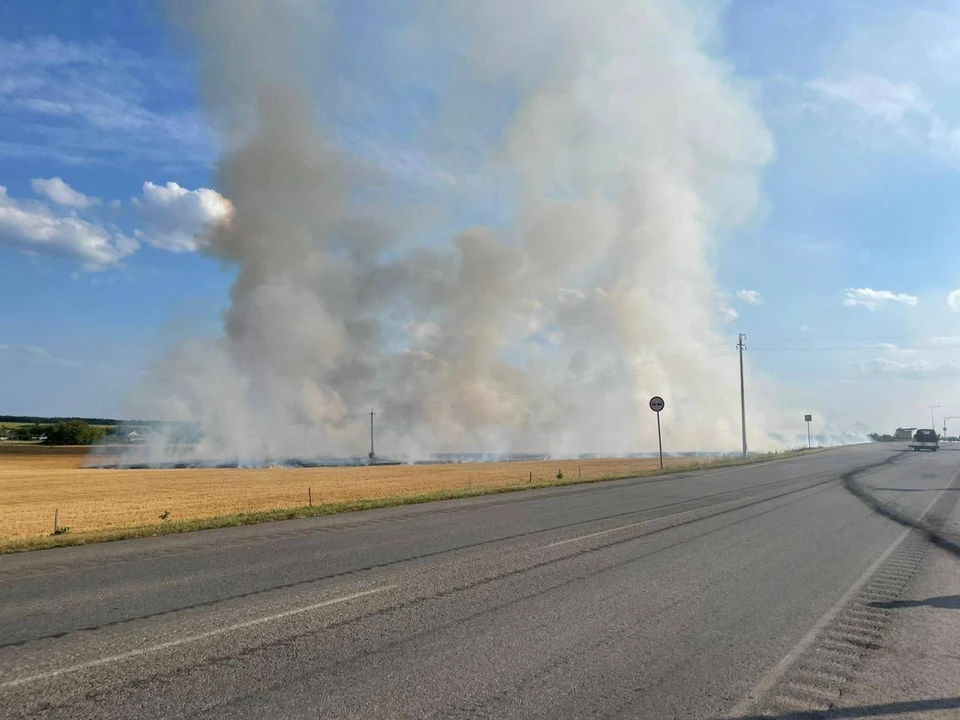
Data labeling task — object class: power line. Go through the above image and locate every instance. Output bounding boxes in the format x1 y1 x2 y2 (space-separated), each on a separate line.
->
251 335 953 434
373 347 737 418
751 335 914 343
751 341 960 352
275 345 736 427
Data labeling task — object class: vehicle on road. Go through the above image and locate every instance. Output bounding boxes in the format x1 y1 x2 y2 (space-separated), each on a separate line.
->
909 429 940 452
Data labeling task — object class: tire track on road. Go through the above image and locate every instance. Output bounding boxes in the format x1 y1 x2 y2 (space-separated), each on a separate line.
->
0 460 879 650
725 453 960 718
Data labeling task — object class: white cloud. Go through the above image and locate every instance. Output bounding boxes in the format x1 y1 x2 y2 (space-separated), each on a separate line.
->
1 178 234 269
735 289 762 305
875 342 920 358
855 356 960 379
0 36 214 165
947 289 960 311
133 181 233 253
720 306 739 322
843 287 917 310
799 324 814 333
0 343 82 367
0 186 136 270
808 75 929 124
31 176 98 208
806 69 960 161
932 336 960 346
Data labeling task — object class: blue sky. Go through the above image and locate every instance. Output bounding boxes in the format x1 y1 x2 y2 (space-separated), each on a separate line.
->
3 0 960 435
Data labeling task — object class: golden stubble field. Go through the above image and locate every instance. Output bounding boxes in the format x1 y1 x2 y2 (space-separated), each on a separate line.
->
0 444 712 539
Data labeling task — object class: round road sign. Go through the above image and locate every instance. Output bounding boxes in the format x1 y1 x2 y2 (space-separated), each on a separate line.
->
649 396 665 412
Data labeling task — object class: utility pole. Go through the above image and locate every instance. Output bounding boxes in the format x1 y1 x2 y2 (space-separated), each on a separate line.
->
942 416 960 440
738 333 747 457
929 405 940 432
368 409 375 462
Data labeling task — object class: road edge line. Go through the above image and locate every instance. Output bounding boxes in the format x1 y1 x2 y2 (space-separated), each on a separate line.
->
0 584 397 690
723 468 957 718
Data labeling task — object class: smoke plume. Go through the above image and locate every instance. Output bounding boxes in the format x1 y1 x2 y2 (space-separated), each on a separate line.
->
130 0 782 461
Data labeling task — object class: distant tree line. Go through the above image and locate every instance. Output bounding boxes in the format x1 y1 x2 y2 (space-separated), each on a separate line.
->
43 420 109 445
2 420 108 445
0 415 193 427
0 415 119 426
6 425 48 441
1 416 197 431
1 417 202 445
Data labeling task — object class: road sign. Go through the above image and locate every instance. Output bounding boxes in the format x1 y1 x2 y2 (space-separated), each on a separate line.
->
649 396 665 469
804 414 812 422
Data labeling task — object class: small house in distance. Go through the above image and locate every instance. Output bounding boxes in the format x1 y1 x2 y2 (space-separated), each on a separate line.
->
894 427 916 440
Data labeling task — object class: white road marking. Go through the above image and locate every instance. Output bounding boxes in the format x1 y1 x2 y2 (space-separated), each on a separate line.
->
0 585 397 690
546 508 699 548
724 470 956 718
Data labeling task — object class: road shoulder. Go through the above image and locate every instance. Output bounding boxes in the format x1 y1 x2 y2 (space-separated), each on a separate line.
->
831 513 960 719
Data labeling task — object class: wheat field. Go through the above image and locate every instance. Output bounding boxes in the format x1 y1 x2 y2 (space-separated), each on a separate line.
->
0 445 714 539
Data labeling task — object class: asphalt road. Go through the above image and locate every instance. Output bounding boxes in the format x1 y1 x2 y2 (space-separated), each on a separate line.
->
1 444 957 719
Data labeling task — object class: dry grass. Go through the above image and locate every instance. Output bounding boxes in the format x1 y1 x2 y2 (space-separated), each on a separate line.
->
0 444 721 541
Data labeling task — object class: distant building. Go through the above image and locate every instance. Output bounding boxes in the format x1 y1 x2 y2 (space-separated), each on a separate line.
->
895 428 916 440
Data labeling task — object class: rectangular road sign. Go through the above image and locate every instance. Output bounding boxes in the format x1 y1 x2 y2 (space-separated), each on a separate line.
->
804 414 812 422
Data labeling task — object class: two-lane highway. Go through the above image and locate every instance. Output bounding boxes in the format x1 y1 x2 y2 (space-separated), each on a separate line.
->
1 444 957 718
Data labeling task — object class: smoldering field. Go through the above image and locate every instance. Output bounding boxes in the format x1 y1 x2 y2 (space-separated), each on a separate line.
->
114 0 838 467
1 445 717 540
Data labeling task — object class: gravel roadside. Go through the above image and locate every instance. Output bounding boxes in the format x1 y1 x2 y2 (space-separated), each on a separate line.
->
830 499 960 719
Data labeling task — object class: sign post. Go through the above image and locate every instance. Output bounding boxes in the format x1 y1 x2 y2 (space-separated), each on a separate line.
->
805 414 812 449
650 396 665 469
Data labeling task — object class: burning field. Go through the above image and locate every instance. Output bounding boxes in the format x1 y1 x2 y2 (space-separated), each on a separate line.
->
0 445 718 542
112 0 787 467
0 0 812 549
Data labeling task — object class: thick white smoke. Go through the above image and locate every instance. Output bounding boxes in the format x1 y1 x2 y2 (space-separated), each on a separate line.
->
128 0 784 462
